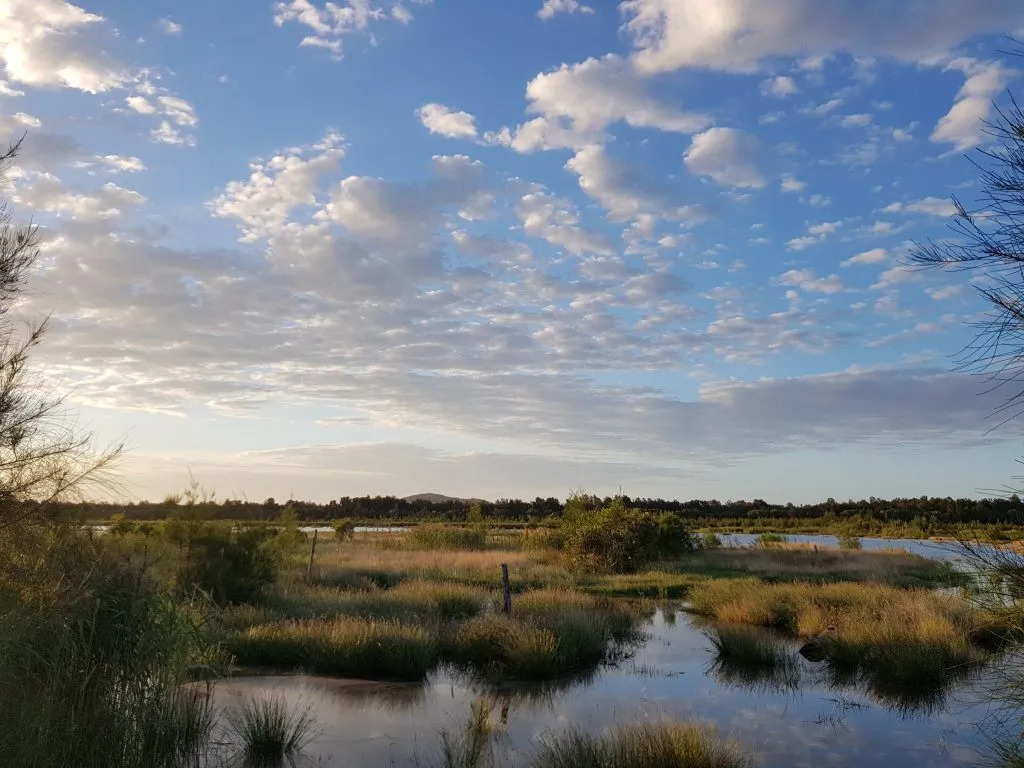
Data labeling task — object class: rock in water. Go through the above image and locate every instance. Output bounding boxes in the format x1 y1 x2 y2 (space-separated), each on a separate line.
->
798 625 836 662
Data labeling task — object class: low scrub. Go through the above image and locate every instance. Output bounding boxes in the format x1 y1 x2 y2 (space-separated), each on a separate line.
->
533 721 749 768
227 617 437 680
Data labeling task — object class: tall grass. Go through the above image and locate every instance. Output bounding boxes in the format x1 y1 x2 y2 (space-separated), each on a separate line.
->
689 579 997 688
705 626 801 694
533 722 750 768
226 694 315 766
0 525 229 768
404 525 488 551
440 700 494 768
228 617 437 680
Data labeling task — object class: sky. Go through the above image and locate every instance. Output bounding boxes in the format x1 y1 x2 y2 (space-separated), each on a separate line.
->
3 0 1024 504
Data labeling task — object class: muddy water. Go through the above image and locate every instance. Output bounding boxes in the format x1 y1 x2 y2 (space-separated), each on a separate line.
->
212 609 998 767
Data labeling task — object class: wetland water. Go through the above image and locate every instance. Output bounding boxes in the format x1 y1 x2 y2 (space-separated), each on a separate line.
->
213 606 1002 767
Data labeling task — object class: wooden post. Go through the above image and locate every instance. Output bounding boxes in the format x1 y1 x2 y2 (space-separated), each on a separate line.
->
307 529 319 579
501 563 512 614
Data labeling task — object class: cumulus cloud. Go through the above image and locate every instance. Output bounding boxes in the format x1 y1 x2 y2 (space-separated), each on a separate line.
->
684 128 765 188
842 247 888 267
566 144 709 224
787 220 842 251
761 76 799 97
621 0 1024 74
417 103 478 139
210 131 346 241
273 0 430 59
0 0 127 92
538 0 594 19
883 197 957 217
776 268 844 294
159 17 183 35
522 54 710 138
931 59 1016 150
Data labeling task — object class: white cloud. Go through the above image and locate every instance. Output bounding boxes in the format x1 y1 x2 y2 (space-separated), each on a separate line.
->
684 127 765 189
0 0 128 92
871 265 921 289
621 0 1024 74
210 131 345 242
776 268 844 294
13 172 146 220
787 220 842 250
0 80 23 97
150 120 196 147
417 103 478 139
159 17 183 35
842 247 888 267
780 176 805 192
761 75 799 97
800 98 843 117
927 285 965 300
126 95 157 115
538 0 594 19
522 54 710 137
566 143 708 224
273 0 430 59
883 197 957 217
808 194 831 207
517 190 613 255
932 59 1016 150
93 154 146 173
840 113 872 128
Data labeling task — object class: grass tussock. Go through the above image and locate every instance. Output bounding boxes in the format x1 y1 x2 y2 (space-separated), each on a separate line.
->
705 626 801 694
533 722 750 768
440 700 495 768
403 525 488 551
689 579 999 687
226 694 315 767
227 617 437 680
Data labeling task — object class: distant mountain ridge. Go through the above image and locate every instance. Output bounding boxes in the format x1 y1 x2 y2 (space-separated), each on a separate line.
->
402 493 486 504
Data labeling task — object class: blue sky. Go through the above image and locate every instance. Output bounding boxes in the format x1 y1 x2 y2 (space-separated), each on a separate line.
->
5 0 1024 503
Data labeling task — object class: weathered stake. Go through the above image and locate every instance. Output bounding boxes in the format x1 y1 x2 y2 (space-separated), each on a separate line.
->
501 563 512 614
307 528 318 579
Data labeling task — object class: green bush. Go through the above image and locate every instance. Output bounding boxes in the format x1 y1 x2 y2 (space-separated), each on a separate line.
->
562 498 694 572
176 526 279 604
755 533 787 548
333 518 355 542
837 534 862 550
700 533 724 551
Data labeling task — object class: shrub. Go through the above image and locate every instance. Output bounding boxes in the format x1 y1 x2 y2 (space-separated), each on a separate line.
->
176 526 279 604
755 533 787 548
333 518 355 542
837 534 862 550
656 512 696 558
700 533 723 551
561 498 662 573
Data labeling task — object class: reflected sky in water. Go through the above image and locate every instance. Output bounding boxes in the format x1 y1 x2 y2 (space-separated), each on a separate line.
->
213 609 996 767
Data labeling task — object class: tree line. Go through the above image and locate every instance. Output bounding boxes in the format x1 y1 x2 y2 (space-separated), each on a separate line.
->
49 492 1024 526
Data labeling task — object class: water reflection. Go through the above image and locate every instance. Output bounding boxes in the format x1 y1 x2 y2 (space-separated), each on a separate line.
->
211 610 991 767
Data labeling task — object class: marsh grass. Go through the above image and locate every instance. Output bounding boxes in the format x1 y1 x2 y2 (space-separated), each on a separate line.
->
440 699 495 768
689 579 1000 689
403 525 488 551
226 694 315 767
533 722 750 768
227 617 437 680
705 626 801 694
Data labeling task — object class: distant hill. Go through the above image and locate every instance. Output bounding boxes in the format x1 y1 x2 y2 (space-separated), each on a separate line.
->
402 493 486 504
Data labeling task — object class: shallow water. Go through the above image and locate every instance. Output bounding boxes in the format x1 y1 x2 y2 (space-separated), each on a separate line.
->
212 609 1001 767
